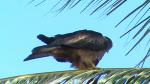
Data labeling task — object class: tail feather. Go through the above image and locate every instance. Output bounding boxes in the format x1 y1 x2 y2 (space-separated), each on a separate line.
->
24 53 50 61
37 34 55 44
32 45 55 53
24 45 56 61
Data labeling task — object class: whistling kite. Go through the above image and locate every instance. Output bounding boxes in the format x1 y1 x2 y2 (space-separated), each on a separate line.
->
24 30 112 69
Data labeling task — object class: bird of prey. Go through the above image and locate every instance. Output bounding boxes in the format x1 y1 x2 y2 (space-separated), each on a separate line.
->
24 30 112 69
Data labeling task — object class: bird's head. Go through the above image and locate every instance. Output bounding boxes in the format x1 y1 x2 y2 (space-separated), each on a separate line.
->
104 36 113 52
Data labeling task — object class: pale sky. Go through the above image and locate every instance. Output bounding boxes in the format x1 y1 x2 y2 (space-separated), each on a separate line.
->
0 0 149 78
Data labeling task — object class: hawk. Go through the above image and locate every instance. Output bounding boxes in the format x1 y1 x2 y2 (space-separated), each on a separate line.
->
24 30 112 69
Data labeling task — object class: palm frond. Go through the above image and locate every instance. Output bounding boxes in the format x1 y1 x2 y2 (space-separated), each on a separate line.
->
117 0 150 67
125 26 150 56
136 47 150 68
115 0 150 27
30 0 126 15
0 69 150 84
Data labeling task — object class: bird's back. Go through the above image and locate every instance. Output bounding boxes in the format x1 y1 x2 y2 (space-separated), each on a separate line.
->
37 30 108 51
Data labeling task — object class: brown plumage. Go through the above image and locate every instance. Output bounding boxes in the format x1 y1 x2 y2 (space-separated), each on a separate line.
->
24 30 112 69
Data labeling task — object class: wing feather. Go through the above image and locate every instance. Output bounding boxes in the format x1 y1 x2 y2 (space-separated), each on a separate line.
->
49 30 107 50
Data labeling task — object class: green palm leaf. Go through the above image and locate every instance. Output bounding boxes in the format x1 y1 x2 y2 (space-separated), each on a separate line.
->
29 0 126 15
115 0 150 67
0 68 150 84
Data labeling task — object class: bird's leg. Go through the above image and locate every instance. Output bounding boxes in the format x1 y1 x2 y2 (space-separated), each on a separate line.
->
90 62 96 69
78 60 96 70
86 61 96 70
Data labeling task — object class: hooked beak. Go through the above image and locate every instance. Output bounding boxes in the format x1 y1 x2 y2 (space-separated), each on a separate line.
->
106 50 109 53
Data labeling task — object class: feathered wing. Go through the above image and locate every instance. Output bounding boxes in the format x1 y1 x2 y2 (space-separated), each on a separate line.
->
41 30 107 51
62 33 107 51
24 45 74 62
37 34 55 45
24 45 56 61
37 30 107 51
